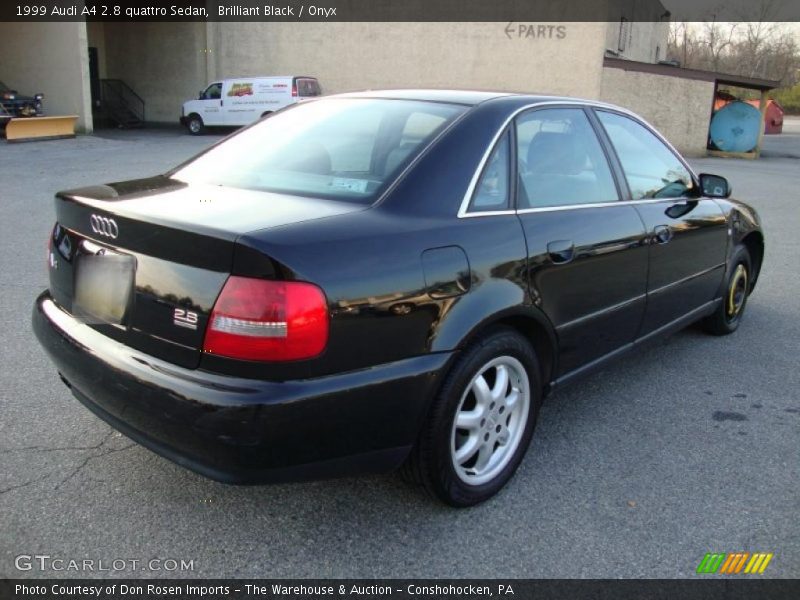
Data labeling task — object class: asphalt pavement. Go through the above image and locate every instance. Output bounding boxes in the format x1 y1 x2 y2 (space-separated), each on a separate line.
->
1 121 798 579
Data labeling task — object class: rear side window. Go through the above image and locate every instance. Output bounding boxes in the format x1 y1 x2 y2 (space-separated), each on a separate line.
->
171 98 465 203
596 111 694 200
468 131 511 212
295 78 321 97
516 108 618 208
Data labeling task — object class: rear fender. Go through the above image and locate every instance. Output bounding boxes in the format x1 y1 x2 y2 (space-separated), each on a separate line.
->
430 279 558 384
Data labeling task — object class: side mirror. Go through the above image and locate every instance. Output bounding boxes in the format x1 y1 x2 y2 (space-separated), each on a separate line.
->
699 173 731 198
199 90 205 99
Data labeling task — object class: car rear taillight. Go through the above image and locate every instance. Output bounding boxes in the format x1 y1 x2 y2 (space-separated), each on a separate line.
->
203 276 328 362
291 84 298 97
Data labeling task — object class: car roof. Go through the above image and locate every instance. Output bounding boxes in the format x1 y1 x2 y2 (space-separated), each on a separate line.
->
332 89 511 105
221 76 317 81
330 89 609 107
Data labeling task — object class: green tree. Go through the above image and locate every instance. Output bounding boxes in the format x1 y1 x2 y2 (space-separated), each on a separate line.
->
771 84 800 114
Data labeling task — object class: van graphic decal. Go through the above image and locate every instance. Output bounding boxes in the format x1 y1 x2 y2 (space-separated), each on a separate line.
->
227 83 254 97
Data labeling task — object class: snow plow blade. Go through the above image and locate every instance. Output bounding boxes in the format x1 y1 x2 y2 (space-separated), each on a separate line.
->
5 115 77 142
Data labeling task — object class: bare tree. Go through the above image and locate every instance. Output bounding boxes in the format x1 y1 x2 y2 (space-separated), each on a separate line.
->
738 21 781 76
667 22 698 68
703 21 739 72
667 17 800 87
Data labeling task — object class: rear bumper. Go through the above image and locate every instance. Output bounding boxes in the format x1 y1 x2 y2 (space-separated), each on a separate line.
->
33 291 450 483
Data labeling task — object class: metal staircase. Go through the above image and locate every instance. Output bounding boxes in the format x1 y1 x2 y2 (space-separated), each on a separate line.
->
96 79 145 128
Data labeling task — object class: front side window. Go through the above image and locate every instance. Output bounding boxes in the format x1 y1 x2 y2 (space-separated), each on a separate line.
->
172 98 465 202
203 83 222 100
516 108 618 208
597 111 694 200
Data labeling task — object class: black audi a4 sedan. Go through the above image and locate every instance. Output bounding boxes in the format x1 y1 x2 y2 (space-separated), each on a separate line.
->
33 90 764 506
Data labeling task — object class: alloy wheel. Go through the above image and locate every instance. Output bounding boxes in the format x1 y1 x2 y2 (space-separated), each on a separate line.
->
450 356 530 486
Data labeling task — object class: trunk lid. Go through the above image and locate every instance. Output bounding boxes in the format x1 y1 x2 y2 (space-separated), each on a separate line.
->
49 175 361 368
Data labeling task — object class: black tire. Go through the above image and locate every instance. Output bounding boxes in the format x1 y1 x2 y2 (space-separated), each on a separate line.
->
403 327 542 507
702 244 752 335
186 114 204 135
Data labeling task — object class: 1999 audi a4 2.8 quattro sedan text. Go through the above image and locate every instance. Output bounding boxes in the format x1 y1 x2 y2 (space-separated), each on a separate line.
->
33 90 764 506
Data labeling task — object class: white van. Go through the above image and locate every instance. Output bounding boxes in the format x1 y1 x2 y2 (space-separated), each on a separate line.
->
180 76 321 134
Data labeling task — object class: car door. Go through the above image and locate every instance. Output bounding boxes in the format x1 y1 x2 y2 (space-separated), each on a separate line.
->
594 110 728 335
198 82 223 126
514 106 649 377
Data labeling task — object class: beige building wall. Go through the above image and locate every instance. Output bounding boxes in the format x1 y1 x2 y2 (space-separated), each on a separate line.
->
98 22 608 123
211 22 608 100
0 22 93 132
600 66 713 156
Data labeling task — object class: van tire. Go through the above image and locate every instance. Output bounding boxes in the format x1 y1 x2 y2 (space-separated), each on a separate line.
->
187 114 204 135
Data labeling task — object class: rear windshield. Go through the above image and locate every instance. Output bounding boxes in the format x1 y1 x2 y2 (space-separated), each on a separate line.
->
171 98 466 202
295 78 321 97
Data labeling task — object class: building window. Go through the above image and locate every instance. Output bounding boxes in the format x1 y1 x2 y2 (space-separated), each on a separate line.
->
618 18 628 53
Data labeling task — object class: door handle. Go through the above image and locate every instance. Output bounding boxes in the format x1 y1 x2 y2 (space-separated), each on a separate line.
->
653 225 673 244
547 240 574 264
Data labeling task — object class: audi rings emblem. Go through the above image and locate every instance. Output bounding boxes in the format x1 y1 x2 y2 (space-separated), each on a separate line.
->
90 214 119 239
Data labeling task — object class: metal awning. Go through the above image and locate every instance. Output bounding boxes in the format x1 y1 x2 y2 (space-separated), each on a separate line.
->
603 57 780 91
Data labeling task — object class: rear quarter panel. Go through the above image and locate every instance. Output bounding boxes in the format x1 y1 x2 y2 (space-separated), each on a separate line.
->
224 208 536 381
